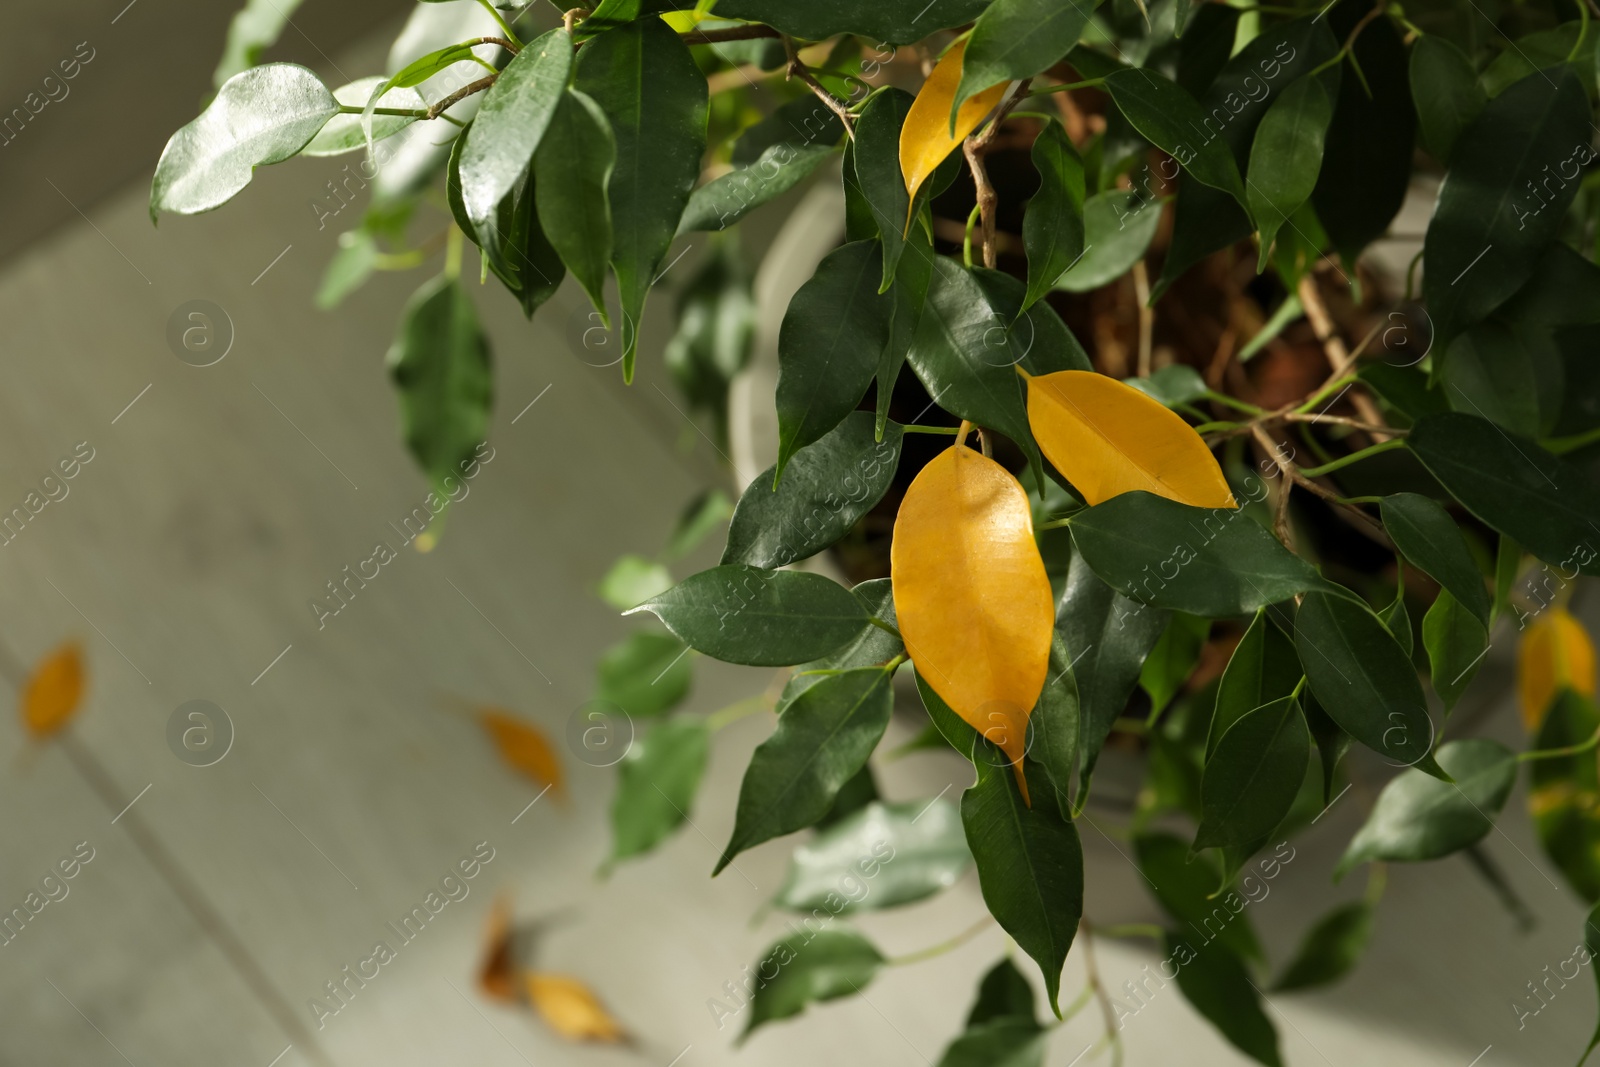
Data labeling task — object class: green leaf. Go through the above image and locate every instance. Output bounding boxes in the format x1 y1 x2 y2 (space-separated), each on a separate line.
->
1440 319 1563 438
1140 613 1210 717
679 96 842 233
1380 492 1491 626
665 488 734 560
1125 364 1208 407
577 18 707 382
1358 363 1447 420
1060 551 1169 788
957 0 1099 123
1579 899 1600 1063
1104 67 1248 212
1134 832 1262 961
594 631 691 717
712 0 991 45
1274 902 1373 992
877 226 937 435
1407 413 1600 579
1303 692 1350 806
1021 121 1087 311
447 133 566 318
1195 697 1309 851
777 579 903 710
534 88 615 321
936 1019 1047 1067
962 749 1083 1015
775 243 892 480
627 565 868 668
316 230 380 310
1530 690 1600 903
1422 589 1489 712
302 76 423 157
1408 34 1483 164
1051 190 1162 292
1175 4 1241 89
726 413 902 569
1207 609 1302 758
772 799 971 913
213 0 306 87
1165 933 1282 1067
385 275 492 489
966 956 1038 1026
1070 492 1325 617
741 927 885 1039
1378 581 1412 659
458 29 572 250
1032 632 1082 818
598 554 673 611
817 763 879 829
1421 66 1590 344
1294 590 1442 779
1246 75 1331 271
1480 23 1596 99
851 89 918 291
1337 738 1517 876
663 239 755 434
716 667 893 873
151 64 338 219
606 718 708 867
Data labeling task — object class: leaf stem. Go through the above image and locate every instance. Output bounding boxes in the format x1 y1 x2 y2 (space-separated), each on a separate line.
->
706 696 767 732
886 915 994 966
963 203 981 268
338 105 432 117
901 424 962 435
1027 77 1106 96
1296 438 1406 477
477 0 522 47
866 615 903 640
1036 516 1074 531
1203 390 1266 417
783 37 856 139
1518 720 1600 762
444 224 464 281
1571 0 1591 62
1094 922 1164 940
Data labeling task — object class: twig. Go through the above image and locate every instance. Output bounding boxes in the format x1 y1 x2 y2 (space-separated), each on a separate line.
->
784 37 855 139
427 73 497 120
1281 412 1403 435
468 35 520 54
1078 919 1124 1065
1296 273 1391 439
684 24 782 43
962 79 1032 268
1132 261 1154 377
1252 425 1298 548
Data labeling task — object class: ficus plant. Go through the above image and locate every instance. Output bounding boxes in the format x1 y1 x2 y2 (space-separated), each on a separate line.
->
153 0 1600 1061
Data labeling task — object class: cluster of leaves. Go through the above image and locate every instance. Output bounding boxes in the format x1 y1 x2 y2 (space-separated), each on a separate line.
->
153 0 1600 1061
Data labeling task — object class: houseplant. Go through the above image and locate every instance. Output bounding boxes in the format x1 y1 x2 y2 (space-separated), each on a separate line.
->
152 0 1600 1062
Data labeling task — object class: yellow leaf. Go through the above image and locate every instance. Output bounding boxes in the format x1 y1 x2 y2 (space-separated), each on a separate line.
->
1023 369 1236 509
22 642 85 738
525 972 628 1043
476 894 519 1005
479 710 566 799
1519 608 1596 731
899 40 1009 211
891 430 1053 802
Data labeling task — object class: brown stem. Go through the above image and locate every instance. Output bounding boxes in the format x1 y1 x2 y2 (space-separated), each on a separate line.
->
1078 920 1124 1064
1251 425 1298 549
1281 412 1401 435
468 35 519 54
684 24 782 43
784 37 855 139
962 139 999 268
1296 273 1391 439
1132 261 1154 377
427 73 497 120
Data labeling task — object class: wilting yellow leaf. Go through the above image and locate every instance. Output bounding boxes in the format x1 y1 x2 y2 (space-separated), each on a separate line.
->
1023 369 1235 509
1519 608 1596 731
892 431 1052 802
477 894 519 1005
526 973 628 1043
479 710 565 799
900 40 1009 209
22 642 85 738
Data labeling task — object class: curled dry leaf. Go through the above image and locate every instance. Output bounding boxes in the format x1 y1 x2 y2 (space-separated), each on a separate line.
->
899 39 1009 214
22 641 85 739
892 430 1052 802
1519 608 1596 731
478 709 566 800
1023 369 1235 508
526 972 629 1043
477 893 519 1004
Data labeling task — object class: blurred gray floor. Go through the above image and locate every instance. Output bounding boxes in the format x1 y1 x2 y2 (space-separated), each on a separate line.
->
0 5 1594 1067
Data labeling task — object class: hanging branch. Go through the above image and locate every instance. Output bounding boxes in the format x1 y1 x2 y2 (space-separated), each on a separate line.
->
962 79 1032 268
783 37 857 139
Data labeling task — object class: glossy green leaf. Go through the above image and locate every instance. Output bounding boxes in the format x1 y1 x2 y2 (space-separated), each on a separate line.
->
679 96 843 233
957 0 1098 123
1176 4 1241 88
1071 492 1325 617
1032 632 1082 818
1303 692 1350 806
302 77 422 157
1407 413 1600 578
1480 23 1595 98
915 666 982 759
385 275 492 489
716 667 893 873
151 64 338 219
936 1019 1047 1067
1060 551 1169 788
1051 190 1162 292
1421 66 1590 344
967 956 1038 1026
606 718 708 867
1380 492 1491 626
1208 609 1302 757
1274 901 1373 992
213 0 306 87
877 225 937 435
315 230 379 310
1246 75 1331 270
628 565 868 668
597 554 672 611
1021 121 1086 311
1104 67 1247 211
1140 613 1210 717
1134 832 1262 961
962 749 1083 1015
577 18 708 381
778 579 903 712
974 268 1092 375
663 239 755 431
533 88 615 320
713 0 991 45
741 927 885 1039
1294 591 1442 779
773 799 971 913
665 488 734 560
817 763 879 830
1165 933 1282 1067
1408 34 1483 165
594 631 691 717
1378 581 1412 659
1423 589 1489 713
775 244 892 480
447 134 566 318
1530 690 1600 903
458 29 572 250
1126 364 1208 408
851 89 918 290
1195 697 1309 851
1337 738 1516 876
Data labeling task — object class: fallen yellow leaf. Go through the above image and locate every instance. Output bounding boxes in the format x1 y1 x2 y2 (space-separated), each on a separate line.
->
526 972 628 1043
22 642 85 738
1519 608 1596 731
479 710 566 800
899 39 1009 214
892 428 1052 802
1023 369 1235 509
477 894 519 1005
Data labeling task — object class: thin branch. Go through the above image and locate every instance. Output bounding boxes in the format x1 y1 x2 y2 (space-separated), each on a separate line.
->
468 35 520 54
427 73 497 120
961 79 1033 269
1252 425 1298 548
1296 273 1391 439
684 24 782 43
784 37 856 139
1132 261 1154 377
1281 412 1405 435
